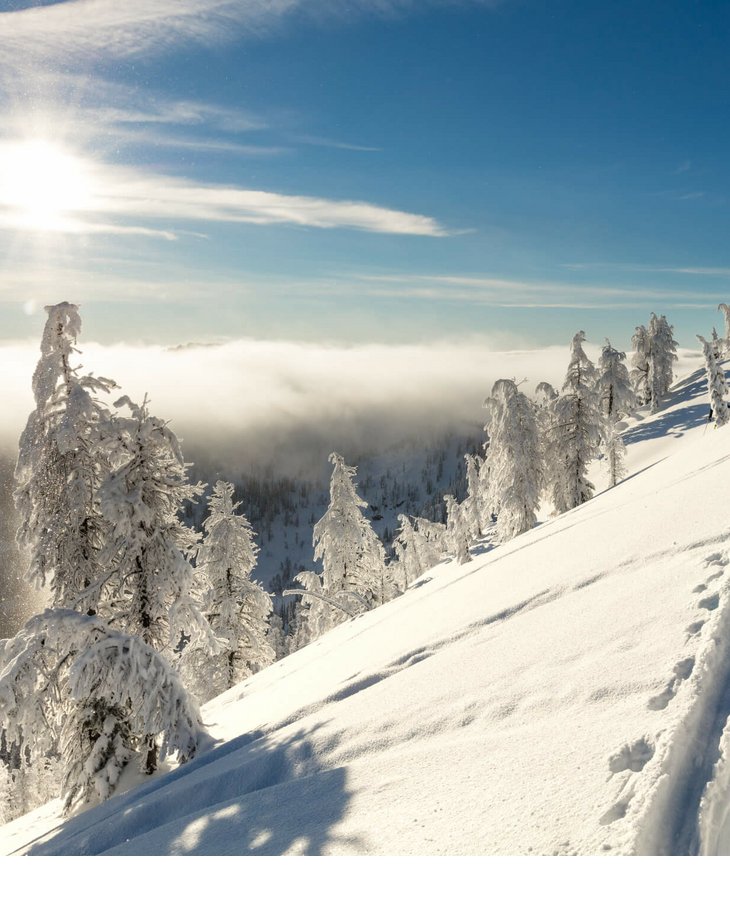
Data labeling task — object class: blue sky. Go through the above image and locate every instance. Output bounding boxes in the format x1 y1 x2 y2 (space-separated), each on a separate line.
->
0 0 728 348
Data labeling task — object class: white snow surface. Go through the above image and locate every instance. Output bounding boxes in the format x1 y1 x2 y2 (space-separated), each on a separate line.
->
4 362 730 856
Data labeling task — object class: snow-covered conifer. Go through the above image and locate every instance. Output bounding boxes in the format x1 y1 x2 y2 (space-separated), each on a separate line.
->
648 313 678 410
462 454 486 541
15 303 117 614
194 481 274 700
99 397 204 653
0 610 205 813
291 453 390 646
596 340 634 420
98 397 209 773
596 340 632 489
392 514 429 590
602 419 627 489
412 516 447 568
444 495 471 564
483 379 542 540
630 325 652 406
698 334 729 428
549 332 601 513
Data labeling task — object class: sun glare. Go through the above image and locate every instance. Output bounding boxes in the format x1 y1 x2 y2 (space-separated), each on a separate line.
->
0 139 95 231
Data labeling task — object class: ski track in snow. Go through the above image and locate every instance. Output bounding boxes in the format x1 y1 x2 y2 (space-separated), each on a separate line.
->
597 549 730 854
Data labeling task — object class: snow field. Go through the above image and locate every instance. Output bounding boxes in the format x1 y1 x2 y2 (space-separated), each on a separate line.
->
4 360 730 855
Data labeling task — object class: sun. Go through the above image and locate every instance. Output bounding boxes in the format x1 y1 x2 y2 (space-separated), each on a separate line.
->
0 139 95 231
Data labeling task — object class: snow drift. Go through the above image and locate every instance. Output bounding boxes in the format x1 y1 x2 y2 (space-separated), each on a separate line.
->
3 362 730 855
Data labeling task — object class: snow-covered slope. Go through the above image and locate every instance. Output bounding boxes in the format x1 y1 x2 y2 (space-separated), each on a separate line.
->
4 363 730 856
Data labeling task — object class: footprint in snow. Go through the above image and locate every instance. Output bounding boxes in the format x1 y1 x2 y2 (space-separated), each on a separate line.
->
608 737 654 774
699 594 720 611
647 658 694 710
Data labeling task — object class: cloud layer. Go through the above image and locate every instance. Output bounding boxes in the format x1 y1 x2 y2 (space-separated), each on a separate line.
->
0 336 703 478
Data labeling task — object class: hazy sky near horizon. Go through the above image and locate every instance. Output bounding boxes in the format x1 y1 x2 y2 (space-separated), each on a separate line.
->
0 0 729 348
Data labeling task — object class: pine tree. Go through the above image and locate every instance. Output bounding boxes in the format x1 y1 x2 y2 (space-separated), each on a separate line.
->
630 325 652 406
392 514 431 590
484 379 542 540
648 313 678 411
99 397 204 653
698 334 730 428
444 495 471 564
444 494 472 566
11 303 134 812
631 315 678 411
291 453 389 646
462 454 486 541
596 340 632 489
98 397 210 773
14 302 117 614
0 610 205 815
549 332 601 513
194 481 274 701
596 340 634 420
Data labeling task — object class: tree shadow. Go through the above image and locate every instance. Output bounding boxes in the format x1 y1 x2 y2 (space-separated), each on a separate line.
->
27 723 357 856
622 374 709 447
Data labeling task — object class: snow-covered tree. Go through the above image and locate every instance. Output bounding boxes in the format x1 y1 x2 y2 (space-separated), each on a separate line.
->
194 481 274 701
97 397 211 773
596 340 634 420
392 513 438 590
99 397 204 653
444 495 471 565
602 419 627 489
549 332 601 513
0 610 205 814
462 454 486 541
648 313 678 411
631 315 678 411
630 325 652 406
596 340 632 489
291 453 390 646
483 379 542 541
14 303 117 614
698 334 729 428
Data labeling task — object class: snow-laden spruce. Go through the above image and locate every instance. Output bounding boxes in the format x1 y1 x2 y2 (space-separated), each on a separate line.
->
548 332 601 513
444 495 471 564
462 453 486 542
99 396 205 654
596 340 633 488
697 334 729 428
483 379 542 541
630 324 652 407
0 610 205 814
631 314 678 412
291 453 391 648
14 302 117 614
596 340 634 420
648 313 678 411
392 512 448 591
192 481 274 702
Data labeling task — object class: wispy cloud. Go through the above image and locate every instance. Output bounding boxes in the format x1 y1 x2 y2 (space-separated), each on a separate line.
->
0 139 447 237
561 263 730 278
352 273 730 306
0 0 501 66
297 135 382 153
